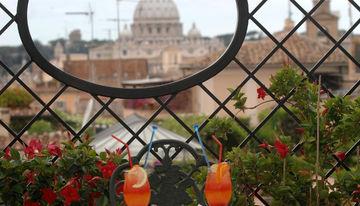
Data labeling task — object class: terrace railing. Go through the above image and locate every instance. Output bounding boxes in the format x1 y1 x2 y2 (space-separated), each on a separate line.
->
1 0 360 205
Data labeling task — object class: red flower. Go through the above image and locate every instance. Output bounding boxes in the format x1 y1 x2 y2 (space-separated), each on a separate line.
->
257 87 267 100
47 143 62 157
89 192 101 206
24 147 35 159
116 148 122 155
353 190 360 195
84 175 102 188
84 174 93 182
259 143 270 150
97 161 117 179
29 139 43 152
335 151 346 161
41 188 57 205
25 171 36 185
60 185 80 206
4 147 11 159
23 199 40 206
24 139 43 159
116 182 124 195
65 177 81 189
274 139 289 159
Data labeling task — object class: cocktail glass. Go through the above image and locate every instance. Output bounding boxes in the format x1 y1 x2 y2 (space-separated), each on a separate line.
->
112 135 151 206
193 126 232 206
204 162 232 206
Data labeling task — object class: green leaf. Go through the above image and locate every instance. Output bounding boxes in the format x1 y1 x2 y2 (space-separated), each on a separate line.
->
99 152 107 161
10 148 20 160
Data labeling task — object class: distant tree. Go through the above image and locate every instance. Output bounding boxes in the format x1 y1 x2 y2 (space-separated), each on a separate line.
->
0 88 33 108
28 120 53 135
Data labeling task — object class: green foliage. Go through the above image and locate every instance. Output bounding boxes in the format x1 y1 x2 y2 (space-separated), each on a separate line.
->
201 117 249 153
28 120 54 135
158 115 249 153
0 87 33 108
54 109 115 131
227 65 360 205
157 115 207 137
257 108 301 144
269 66 303 99
0 138 126 206
229 88 247 112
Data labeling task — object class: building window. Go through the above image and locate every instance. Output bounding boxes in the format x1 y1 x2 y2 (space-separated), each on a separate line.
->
148 27 152 34
355 44 360 73
123 50 127 56
157 27 161 34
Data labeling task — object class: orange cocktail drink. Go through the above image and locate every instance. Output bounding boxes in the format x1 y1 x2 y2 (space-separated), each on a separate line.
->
112 135 151 206
123 165 151 206
204 162 232 206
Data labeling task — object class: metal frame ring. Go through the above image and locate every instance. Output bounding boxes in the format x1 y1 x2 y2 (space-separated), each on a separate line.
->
16 0 249 99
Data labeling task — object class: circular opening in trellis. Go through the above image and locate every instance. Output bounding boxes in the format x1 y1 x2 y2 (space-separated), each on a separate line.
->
19 0 248 98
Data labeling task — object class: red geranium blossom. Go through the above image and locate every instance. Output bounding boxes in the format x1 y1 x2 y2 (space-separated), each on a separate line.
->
335 151 346 161
41 188 57 205
274 139 289 159
84 175 102 188
65 177 81 189
23 193 40 206
23 199 40 206
4 147 11 159
47 143 62 157
89 192 101 206
116 148 122 155
25 171 36 185
60 185 80 206
97 161 117 179
29 139 43 152
259 143 270 150
24 139 43 159
257 87 267 100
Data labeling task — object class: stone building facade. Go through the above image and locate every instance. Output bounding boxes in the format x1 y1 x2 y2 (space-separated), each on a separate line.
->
89 0 225 79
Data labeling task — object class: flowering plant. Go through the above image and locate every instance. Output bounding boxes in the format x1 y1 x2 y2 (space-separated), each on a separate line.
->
225 65 360 205
0 137 126 206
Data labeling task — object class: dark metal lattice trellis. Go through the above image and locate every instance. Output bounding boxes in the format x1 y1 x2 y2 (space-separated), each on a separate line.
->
1 0 360 205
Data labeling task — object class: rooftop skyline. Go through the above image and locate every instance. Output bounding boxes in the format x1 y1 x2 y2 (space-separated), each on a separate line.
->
0 0 359 46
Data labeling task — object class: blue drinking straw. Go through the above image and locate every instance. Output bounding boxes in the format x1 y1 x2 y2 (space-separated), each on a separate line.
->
194 124 210 168
144 125 157 168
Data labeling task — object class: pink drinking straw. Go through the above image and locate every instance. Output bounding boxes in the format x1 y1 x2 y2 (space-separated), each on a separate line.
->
211 135 223 163
112 135 133 168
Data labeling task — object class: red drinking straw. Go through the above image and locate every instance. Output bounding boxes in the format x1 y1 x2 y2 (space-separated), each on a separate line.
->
112 135 133 168
211 135 223 163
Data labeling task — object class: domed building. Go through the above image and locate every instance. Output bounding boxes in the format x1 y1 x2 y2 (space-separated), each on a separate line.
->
89 0 225 78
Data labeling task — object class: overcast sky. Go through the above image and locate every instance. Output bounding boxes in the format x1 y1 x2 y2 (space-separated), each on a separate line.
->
0 0 359 46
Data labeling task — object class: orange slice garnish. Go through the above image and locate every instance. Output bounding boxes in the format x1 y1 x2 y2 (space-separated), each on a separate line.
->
131 165 148 189
209 163 230 182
